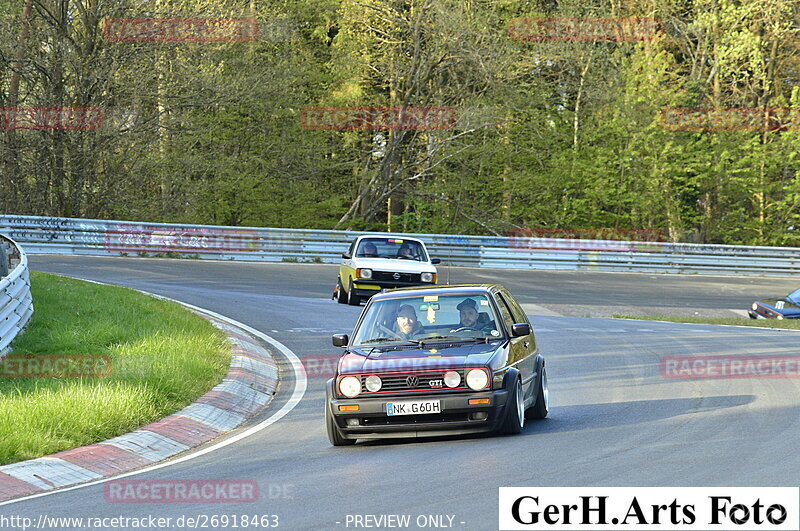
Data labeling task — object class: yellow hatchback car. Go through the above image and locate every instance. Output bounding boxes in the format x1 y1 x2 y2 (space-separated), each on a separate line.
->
336 236 440 305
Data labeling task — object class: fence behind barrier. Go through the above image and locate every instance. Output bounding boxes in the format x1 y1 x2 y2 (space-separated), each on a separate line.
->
1 215 799 276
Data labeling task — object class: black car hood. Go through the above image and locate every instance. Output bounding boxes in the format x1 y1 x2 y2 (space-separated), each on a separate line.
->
339 341 502 374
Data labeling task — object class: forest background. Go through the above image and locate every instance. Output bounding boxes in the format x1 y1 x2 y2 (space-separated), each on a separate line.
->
0 0 798 245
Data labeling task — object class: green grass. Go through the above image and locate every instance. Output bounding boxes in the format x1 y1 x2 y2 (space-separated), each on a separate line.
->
0 272 231 465
613 314 800 330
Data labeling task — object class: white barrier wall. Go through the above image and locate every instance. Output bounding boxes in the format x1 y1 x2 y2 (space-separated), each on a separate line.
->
1 215 799 276
0 235 33 356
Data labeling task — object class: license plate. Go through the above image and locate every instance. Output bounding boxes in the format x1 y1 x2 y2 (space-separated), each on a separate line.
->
386 399 441 416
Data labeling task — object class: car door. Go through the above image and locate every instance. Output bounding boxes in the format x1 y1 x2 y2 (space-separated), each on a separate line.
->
492 290 527 385
497 290 537 403
340 239 357 287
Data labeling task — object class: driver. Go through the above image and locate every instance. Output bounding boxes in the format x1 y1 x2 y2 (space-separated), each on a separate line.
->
396 244 414 259
394 304 424 339
453 298 492 331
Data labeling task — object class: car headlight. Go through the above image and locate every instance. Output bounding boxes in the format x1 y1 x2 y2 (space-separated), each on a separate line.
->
421 272 434 283
444 371 461 388
466 369 489 391
365 375 382 392
752 303 758 311
339 376 361 398
777 314 785 320
357 268 372 279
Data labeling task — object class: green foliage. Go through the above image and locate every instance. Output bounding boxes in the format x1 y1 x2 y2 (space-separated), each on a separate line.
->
0 0 798 244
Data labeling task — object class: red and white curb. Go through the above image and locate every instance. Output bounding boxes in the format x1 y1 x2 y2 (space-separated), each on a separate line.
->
0 313 279 503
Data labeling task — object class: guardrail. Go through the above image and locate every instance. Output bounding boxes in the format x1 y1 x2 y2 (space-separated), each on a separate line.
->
1 214 799 276
0 234 34 356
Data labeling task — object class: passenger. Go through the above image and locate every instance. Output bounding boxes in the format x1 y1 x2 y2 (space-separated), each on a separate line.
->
394 304 424 339
361 242 378 257
454 298 492 331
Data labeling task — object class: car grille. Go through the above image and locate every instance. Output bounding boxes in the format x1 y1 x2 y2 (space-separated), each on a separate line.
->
359 370 468 394
372 271 421 283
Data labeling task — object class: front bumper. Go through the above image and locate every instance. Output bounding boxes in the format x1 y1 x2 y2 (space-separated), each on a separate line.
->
353 280 435 298
749 308 789 319
326 381 511 440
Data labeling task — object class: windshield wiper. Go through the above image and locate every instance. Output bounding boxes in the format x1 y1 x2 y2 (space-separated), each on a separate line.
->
360 337 416 345
417 335 491 345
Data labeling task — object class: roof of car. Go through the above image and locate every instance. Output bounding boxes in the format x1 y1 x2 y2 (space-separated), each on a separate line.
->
355 234 425 243
371 284 501 301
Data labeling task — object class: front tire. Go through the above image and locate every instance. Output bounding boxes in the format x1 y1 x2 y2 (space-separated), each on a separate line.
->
347 280 360 306
326 403 355 446
336 278 348 304
526 366 548 420
499 377 524 435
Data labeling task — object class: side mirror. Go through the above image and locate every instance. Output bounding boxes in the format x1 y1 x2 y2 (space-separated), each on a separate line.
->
342 252 351 259
511 323 531 337
431 258 441 265
332 334 349 347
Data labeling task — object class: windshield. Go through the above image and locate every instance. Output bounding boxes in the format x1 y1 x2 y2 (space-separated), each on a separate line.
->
352 293 503 346
788 288 800 302
355 237 427 261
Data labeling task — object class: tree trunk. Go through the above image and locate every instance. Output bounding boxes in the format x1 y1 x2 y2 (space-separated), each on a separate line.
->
3 0 34 211
52 1 69 216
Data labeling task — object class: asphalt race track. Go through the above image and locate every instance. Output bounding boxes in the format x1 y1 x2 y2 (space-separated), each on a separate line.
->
5 256 800 530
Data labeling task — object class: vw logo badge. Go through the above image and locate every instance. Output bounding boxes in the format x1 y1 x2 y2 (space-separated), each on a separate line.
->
405 375 419 387
393 272 401 280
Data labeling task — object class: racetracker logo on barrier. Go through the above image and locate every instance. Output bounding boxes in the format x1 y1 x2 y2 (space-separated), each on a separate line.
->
103 225 261 254
300 106 456 131
0 107 102 131
103 18 260 42
662 356 800 379
508 227 664 252
661 108 800 132
104 480 259 503
499 487 799 530
0 354 111 378
507 17 661 42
